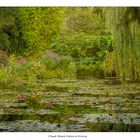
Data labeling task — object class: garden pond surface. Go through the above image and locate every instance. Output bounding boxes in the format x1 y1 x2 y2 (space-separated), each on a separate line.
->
0 78 140 132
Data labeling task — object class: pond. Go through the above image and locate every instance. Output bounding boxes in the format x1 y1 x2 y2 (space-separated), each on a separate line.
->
0 78 140 132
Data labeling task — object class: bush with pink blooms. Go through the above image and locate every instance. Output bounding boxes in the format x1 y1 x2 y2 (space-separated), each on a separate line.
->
0 55 36 90
0 50 76 90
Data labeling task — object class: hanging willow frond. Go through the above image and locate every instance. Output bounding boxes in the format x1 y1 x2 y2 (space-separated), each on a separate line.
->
104 8 140 82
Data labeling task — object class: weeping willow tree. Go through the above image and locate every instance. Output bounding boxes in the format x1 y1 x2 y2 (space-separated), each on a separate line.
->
104 8 140 81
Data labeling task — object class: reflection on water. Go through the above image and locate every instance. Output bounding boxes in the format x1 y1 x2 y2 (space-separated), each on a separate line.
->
0 78 140 132
86 123 140 132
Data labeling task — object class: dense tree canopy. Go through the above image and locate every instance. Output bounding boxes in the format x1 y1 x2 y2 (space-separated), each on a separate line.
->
0 7 140 81
18 7 66 55
0 8 21 54
62 7 104 35
0 7 66 55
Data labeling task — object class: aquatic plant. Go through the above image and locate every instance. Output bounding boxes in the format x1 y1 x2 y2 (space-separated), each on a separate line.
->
17 94 26 102
44 101 53 109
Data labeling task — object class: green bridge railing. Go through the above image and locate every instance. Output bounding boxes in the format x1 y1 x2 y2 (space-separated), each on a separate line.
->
74 57 100 65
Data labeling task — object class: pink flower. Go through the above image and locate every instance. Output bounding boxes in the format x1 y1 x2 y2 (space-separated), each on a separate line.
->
18 57 25 65
44 101 53 109
18 94 26 102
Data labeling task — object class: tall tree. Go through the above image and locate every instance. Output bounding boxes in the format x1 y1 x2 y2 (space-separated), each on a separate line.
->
0 8 21 54
105 8 140 81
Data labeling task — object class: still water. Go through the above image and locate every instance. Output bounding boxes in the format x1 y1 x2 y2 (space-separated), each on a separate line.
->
0 78 140 132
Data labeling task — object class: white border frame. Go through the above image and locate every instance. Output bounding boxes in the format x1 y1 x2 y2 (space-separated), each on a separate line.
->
0 1 140 140
0 0 140 6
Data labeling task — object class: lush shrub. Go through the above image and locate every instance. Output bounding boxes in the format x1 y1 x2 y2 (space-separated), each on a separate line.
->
32 61 47 79
40 56 58 69
0 50 8 67
103 51 116 77
39 50 76 79
39 49 61 69
0 55 37 90
65 61 76 78
50 34 113 78
0 50 77 90
51 33 113 59
10 56 37 84
57 56 72 69
77 60 104 78
0 64 23 89
0 67 10 88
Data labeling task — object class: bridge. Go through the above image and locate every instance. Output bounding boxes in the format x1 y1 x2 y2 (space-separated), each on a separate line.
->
74 57 100 66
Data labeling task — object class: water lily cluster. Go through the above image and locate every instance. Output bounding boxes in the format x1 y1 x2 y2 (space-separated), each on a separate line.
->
17 94 54 109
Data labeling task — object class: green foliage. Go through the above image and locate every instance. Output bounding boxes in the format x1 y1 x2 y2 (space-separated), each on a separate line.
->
103 51 116 77
9 56 36 84
77 59 104 78
32 61 47 79
39 53 76 79
51 33 113 59
0 7 66 55
63 7 104 35
0 8 22 54
18 8 46 54
58 56 76 78
42 8 66 44
51 33 112 78
26 95 43 109
0 7 139 83
57 56 72 69
66 62 77 78
0 67 10 86
41 56 58 69
0 51 76 90
18 7 65 55
0 55 37 90
0 32 10 52
106 8 140 81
